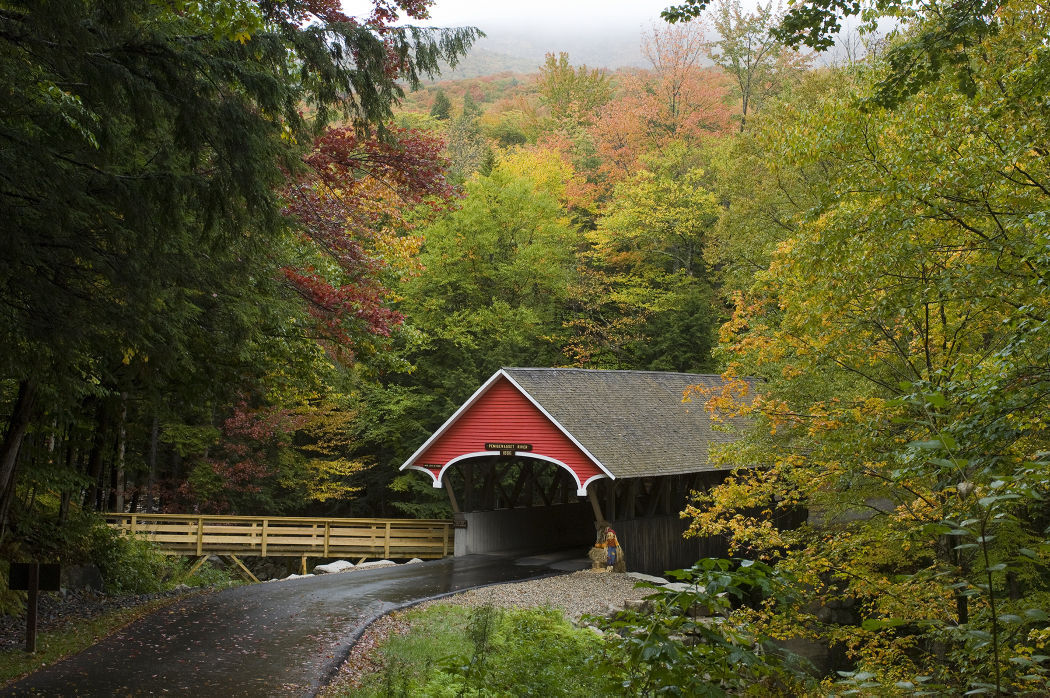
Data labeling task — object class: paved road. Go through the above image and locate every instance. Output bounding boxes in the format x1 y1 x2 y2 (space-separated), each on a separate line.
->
4 553 577 697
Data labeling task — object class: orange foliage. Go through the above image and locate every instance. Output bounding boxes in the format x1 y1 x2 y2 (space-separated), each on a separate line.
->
590 23 734 187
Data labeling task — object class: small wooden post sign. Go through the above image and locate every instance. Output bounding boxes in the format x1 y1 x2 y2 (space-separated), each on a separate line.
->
9 562 61 653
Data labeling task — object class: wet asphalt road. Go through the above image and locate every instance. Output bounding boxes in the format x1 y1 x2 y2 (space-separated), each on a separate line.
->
4 553 571 697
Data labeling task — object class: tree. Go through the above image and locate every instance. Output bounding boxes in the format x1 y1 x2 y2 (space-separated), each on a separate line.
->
590 23 733 185
355 149 581 513
430 89 452 120
566 144 721 370
536 52 612 125
707 0 809 132
0 0 476 532
664 0 1002 108
444 93 493 182
686 0 1050 691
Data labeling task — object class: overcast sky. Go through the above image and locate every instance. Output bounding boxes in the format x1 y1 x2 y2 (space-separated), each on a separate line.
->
342 1 684 31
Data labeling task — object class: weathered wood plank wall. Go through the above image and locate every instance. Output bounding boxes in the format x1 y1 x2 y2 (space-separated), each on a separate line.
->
610 514 729 575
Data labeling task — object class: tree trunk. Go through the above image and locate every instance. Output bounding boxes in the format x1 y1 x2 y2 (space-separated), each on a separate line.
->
109 394 127 512
84 401 109 511
58 442 77 525
144 416 158 514
0 379 38 527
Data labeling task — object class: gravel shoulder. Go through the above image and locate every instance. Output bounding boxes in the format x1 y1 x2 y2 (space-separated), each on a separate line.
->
415 569 645 621
322 570 648 694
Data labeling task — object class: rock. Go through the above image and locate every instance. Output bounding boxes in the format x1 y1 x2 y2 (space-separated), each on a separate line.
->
405 558 424 565
356 560 395 569
282 573 315 580
623 598 651 612
61 565 105 592
661 582 704 594
626 572 669 586
313 560 355 575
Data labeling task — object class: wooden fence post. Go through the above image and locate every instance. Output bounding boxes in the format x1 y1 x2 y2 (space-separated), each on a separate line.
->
107 514 452 560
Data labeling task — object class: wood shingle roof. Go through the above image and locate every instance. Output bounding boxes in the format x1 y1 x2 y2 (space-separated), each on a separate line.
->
502 368 754 479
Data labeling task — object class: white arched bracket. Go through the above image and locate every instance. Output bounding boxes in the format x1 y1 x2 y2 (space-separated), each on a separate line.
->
403 464 441 487
430 451 593 496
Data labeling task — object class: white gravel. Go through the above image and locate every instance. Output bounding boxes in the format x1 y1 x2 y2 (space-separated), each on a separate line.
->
419 570 650 622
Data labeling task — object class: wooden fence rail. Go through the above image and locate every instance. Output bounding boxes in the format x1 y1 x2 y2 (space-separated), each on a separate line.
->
104 513 453 560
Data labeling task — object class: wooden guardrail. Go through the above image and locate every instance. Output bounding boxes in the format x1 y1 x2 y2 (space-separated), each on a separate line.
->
105 513 453 560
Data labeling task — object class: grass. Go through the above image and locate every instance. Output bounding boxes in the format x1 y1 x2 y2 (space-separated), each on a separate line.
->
327 603 618 697
0 593 189 687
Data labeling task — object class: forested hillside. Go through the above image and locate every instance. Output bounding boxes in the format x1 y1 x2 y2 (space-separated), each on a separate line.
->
2 0 1048 691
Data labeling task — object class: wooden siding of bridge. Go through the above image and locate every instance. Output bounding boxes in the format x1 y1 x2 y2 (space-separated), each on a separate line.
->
105 514 453 559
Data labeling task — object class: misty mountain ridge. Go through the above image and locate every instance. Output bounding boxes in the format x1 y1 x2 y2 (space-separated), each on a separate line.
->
431 24 657 80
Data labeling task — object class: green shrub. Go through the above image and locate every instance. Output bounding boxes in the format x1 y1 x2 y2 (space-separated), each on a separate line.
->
89 527 181 594
352 604 616 697
591 558 816 697
182 561 237 588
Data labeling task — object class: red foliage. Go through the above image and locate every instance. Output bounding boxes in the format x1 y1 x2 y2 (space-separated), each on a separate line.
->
208 403 303 491
167 402 309 513
282 125 453 359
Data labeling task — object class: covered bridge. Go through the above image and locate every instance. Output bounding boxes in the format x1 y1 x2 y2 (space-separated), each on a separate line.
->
400 367 755 574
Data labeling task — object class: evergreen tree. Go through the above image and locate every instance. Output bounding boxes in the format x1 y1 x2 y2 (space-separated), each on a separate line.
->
0 0 477 530
430 89 452 120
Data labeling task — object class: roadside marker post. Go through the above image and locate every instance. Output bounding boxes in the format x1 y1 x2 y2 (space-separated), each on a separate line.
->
9 563 61 653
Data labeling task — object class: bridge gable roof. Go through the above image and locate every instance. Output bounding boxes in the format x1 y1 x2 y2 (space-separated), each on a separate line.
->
401 368 755 485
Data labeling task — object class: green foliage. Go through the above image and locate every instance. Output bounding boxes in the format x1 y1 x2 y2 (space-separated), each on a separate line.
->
0 0 477 532
685 0 1050 692
0 560 25 617
395 149 578 412
429 89 452 120
567 144 722 370
537 52 612 125
182 561 237 589
90 527 182 594
350 604 613 697
706 0 809 131
388 474 452 519
592 559 815 696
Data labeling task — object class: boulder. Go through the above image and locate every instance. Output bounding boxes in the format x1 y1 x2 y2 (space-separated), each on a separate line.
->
626 572 669 586
356 559 395 569
405 558 424 565
623 598 651 612
61 564 105 592
312 560 354 575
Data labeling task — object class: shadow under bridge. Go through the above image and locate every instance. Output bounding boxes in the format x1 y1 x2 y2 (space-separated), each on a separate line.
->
441 454 595 557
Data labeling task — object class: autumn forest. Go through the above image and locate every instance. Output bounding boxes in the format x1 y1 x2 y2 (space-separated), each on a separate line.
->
2 0 1049 692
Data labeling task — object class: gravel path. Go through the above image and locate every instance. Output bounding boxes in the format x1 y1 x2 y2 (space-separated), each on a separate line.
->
418 569 647 621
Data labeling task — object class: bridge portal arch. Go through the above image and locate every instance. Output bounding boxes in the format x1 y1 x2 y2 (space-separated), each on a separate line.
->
399 367 761 570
